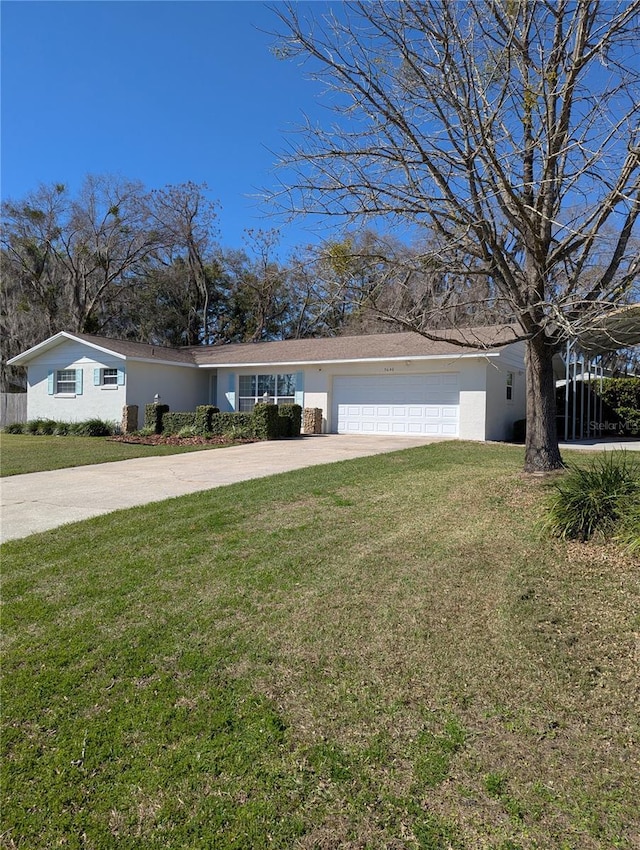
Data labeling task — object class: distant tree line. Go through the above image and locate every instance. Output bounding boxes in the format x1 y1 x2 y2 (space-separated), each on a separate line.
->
1 174 514 391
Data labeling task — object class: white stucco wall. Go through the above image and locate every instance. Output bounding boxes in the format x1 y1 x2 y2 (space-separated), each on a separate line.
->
26 341 128 425
483 342 527 441
215 356 494 439
457 359 489 440
24 340 208 429
125 361 208 428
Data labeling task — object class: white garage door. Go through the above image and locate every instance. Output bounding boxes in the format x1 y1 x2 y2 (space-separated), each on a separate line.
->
333 373 459 436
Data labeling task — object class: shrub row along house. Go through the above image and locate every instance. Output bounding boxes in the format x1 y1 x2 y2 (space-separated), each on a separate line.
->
8 326 526 440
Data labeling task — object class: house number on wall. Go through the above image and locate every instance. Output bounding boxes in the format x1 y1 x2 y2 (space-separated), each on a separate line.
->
384 367 395 373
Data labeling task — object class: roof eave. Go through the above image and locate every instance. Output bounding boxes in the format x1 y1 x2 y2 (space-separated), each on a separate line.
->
6 332 99 365
126 355 198 367
196 351 501 369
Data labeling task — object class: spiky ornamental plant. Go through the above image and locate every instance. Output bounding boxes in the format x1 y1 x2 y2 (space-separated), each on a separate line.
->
544 451 640 542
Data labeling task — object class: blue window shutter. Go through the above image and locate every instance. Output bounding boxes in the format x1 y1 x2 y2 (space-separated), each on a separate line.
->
295 371 304 406
75 369 83 395
117 369 125 386
48 370 54 395
94 368 101 386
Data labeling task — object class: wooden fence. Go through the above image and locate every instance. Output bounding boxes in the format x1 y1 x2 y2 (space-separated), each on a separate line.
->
0 394 27 427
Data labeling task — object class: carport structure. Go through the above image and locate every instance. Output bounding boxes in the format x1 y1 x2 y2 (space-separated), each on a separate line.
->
562 304 640 440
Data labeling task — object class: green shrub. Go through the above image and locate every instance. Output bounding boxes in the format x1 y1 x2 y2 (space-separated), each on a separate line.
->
615 407 640 436
136 426 156 437
252 403 280 440
53 422 72 436
195 405 219 434
74 419 115 437
596 377 640 411
223 423 255 441
144 403 169 434
209 411 254 436
593 378 640 436
23 418 58 435
278 404 302 438
615 498 640 555
543 451 640 541
3 422 24 434
163 412 197 435
177 425 199 438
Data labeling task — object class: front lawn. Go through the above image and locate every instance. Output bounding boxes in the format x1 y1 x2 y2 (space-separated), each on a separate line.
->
2 442 638 849
0 433 235 477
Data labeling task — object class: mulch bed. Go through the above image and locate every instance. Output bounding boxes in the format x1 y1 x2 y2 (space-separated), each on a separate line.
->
108 434 258 447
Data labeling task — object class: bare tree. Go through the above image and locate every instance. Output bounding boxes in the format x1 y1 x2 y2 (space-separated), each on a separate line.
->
271 0 640 471
222 230 290 342
2 176 161 335
144 182 220 344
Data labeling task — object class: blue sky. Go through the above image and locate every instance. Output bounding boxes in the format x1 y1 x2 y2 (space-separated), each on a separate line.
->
1 0 336 255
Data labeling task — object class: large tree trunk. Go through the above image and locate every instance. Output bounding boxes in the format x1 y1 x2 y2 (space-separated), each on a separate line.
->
524 335 564 472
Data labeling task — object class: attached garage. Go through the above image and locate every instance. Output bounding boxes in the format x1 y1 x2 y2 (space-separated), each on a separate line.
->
332 373 460 436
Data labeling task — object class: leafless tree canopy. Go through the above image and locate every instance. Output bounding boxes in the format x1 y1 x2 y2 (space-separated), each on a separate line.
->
271 0 640 469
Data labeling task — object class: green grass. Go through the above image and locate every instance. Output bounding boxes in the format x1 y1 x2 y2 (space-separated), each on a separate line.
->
0 433 226 476
2 442 639 848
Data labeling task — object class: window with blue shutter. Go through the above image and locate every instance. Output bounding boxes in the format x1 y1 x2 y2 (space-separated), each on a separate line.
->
94 367 124 386
50 368 84 394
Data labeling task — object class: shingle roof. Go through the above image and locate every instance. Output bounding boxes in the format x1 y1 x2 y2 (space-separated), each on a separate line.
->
186 325 523 367
73 334 197 364
10 325 524 368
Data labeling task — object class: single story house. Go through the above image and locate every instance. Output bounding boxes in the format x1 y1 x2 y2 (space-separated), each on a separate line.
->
7 326 527 440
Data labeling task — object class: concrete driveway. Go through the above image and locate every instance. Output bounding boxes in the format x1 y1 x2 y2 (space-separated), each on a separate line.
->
1 434 439 544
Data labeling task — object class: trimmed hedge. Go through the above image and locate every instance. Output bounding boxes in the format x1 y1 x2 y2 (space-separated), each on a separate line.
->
252 403 281 440
209 412 254 436
163 412 197 435
140 402 301 440
278 404 302 438
144 404 170 435
195 405 219 433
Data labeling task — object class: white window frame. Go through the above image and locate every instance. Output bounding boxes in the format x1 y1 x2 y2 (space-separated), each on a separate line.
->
506 372 514 402
238 373 296 412
56 369 77 395
48 368 83 396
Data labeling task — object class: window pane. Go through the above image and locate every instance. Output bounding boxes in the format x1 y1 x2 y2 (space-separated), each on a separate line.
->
56 369 76 393
277 373 296 396
257 374 275 396
103 368 118 385
277 397 295 407
238 398 255 412
239 375 255 396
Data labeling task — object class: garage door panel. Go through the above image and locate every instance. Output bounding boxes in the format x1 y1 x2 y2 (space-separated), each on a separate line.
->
333 374 459 436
